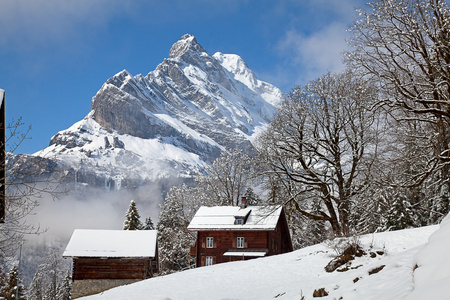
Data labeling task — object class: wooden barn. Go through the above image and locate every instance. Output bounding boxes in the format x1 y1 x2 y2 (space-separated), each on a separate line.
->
63 229 158 299
187 198 293 267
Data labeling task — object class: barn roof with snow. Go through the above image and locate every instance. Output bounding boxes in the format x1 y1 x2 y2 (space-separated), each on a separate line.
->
63 229 158 258
187 205 283 231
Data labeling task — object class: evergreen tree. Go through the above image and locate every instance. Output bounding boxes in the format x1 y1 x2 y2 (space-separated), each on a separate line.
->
0 265 26 300
56 271 71 300
384 195 415 231
28 251 70 300
157 184 200 274
43 252 60 300
123 200 143 230
0 260 8 299
349 185 391 234
42 278 56 299
28 270 43 300
142 217 155 230
243 188 262 206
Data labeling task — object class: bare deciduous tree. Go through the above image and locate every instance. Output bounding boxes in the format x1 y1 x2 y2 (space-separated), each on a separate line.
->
196 148 254 206
256 71 381 237
1 119 65 256
348 0 450 190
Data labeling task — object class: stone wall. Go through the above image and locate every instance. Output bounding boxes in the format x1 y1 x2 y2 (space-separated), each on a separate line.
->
71 279 140 299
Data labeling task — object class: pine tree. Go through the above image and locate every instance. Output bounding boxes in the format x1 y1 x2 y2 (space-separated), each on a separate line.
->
56 271 71 300
0 261 8 299
0 265 26 300
157 184 200 274
243 188 262 206
384 195 415 231
123 200 143 230
42 252 60 300
29 251 70 300
28 270 44 300
42 280 55 299
142 217 155 230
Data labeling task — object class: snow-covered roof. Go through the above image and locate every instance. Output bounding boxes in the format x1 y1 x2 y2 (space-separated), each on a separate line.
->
223 249 268 257
63 229 157 258
187 205 283 231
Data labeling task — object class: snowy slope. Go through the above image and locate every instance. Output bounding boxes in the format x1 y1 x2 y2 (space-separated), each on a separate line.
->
79 223 448 300
408 213 450 299
38 113 207 188
32 34 282 191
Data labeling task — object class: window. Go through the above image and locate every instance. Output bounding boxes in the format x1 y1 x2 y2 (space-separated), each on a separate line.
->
236 219 243 225
206 237 214 248
237 237 245 248
205 256 214 266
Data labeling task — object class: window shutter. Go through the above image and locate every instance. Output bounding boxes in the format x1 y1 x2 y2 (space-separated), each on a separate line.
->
244 237 248 248
232 237 236 248
213 237 217 248
201 256 205 267
202 237 205 248
213 256 216 264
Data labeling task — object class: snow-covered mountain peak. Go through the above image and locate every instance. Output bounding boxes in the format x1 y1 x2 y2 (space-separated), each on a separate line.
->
169 34 206 59
102 70 134 90
34 35 283 191
214 52 257 87
213 52 282 108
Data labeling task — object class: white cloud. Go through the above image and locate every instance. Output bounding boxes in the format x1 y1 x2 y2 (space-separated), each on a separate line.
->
310 0 363 19
25 183 163 246
0 0 130 50
277 22 349 84
0 0 245 51
272 0 364 87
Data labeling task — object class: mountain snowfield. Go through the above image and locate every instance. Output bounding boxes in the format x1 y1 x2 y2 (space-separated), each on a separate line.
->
35 34 282 191
79 215 450 300
37 113 208 188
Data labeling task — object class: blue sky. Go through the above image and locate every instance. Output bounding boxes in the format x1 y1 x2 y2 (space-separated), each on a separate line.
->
1 0 365 154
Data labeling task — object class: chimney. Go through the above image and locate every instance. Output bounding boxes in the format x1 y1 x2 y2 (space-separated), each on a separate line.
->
240 197 247 208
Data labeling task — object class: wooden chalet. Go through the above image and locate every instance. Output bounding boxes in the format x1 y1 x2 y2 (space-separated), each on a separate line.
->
187 198 293 267
63 229 158 299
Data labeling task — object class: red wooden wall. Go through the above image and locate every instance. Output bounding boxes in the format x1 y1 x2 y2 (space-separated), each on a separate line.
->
72 257 158 280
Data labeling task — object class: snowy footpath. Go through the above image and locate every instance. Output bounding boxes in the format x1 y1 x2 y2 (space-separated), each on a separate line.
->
81 217 450 300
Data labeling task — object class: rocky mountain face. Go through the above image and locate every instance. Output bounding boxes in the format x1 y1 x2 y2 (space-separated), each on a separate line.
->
30 34 282 192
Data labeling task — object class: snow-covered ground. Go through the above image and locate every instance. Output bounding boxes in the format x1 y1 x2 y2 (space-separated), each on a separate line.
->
79 214 450 300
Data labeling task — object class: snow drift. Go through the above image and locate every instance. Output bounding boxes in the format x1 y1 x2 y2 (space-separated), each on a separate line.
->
78 216 450 300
